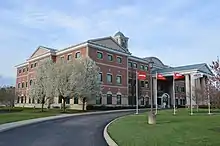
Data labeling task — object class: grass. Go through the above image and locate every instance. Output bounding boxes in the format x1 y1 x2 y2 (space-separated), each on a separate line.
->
108 108 220 146
0 107 86 124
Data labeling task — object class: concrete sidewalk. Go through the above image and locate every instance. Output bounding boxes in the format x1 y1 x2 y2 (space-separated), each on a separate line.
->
0 109 141 133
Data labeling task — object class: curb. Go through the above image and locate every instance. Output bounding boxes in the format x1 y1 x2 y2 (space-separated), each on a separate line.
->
104 113 135 146
0 109 137 133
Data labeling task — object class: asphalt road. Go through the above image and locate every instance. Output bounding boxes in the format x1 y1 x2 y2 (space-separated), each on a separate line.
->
0 110 136 146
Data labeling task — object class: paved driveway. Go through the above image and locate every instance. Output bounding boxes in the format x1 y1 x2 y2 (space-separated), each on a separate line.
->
0 110 135 146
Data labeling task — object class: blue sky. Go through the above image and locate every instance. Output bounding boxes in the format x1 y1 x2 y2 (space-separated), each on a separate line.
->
0 0 220 83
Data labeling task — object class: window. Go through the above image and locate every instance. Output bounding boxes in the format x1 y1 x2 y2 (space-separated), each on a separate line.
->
140 81 145 87
75 52 81 58
18 83 20 88
29 98 31 104
26 82 28 87
133 63 137 68
66 97 70 104
108 54 113 61
107 94 112 104
140 65 144 70
34 63 37 67
145 66 148 71
128 62 132 67
96 94 102 104
32 98 35 104
116 95 121 105
58 96 62 103
128 79 132 85
99 73 103 82
74 95 78 104
116 75 122 84
67 54 72 61
107 74 112 83
27 67 29 71
23 68 26 72
117 56 122 63
29 80 33 86
22 82 24 88
37 99 40 104
19 69 21 74
21 97 23 103
97 52 103 59
24 96 27 103
31 64 33 68
17 96 20 103
60 56 64 61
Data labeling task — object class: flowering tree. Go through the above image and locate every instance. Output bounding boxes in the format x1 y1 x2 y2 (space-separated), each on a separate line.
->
29 59 56 112
73 57 102 111
53 60 78 112
209 57 220 108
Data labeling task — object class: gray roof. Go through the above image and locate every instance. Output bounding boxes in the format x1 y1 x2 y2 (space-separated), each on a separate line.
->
152 63 214 75
114 31 125 37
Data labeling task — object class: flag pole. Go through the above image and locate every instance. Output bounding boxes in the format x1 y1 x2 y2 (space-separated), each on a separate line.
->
136 70 139 114
207 82 211 115
173 73 176 115
155 72 158 114
190 74 193 115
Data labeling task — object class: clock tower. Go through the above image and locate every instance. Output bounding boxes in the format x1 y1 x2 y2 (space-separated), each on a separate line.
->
114 31 129 52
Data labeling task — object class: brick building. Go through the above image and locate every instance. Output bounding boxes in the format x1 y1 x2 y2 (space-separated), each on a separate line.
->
15 32 213 109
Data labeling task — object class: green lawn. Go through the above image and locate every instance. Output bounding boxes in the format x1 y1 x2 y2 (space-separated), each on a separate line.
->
108 109 220 146
0 107 86 124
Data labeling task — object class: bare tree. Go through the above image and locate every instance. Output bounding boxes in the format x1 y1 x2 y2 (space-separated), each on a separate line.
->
0 86 15 110
29 60 56 112
73 57 102 111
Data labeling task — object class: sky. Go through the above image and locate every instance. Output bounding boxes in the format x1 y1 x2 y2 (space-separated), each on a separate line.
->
0 0 220 85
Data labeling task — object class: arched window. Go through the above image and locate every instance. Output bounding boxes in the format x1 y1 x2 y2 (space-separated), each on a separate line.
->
29 80 33 86
17 96 20 103
29 98 31 104
96 94 102 105
66 96 70 104
37 99 40 104
74 95 78 104
116 94 121 105
75 52 81 58
32 98 35 104
107 94 112 104
21 96 24 103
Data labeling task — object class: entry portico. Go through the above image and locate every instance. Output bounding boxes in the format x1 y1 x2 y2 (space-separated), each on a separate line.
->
151 63 214 108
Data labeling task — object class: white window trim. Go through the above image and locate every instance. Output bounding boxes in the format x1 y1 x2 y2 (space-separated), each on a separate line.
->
107 73 113 84
128 61 132 68
133 62 138 68
96 51 103 60
116 74 122 85
99 72 103 83
107 53 113 62
116 56 122 64
140 64 144 70
67 53 72 61
75 51 81 58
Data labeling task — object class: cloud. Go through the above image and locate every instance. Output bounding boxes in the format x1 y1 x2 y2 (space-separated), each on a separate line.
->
0 0 220 79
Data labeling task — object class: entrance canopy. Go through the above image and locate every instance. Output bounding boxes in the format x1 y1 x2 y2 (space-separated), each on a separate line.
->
152 63 214 77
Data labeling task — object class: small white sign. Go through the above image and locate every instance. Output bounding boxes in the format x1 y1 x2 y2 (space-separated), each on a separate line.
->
192 73 203 79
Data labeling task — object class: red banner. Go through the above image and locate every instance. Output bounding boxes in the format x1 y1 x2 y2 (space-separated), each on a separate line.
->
157 73 166 80
174 72 184 80
138 71 147 80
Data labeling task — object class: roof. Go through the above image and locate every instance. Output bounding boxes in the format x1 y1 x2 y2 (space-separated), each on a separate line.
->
152 63 214 76
114 31 125 37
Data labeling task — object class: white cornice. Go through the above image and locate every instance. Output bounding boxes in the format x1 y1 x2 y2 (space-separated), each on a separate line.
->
128 56 149 64
56 43 88 55
88 43 130 56
151 69 199 77
27 52 52 62
15 62 28 68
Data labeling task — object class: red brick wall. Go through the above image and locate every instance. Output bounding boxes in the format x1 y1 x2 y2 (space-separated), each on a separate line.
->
57 47 87 59
88 46 128 95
